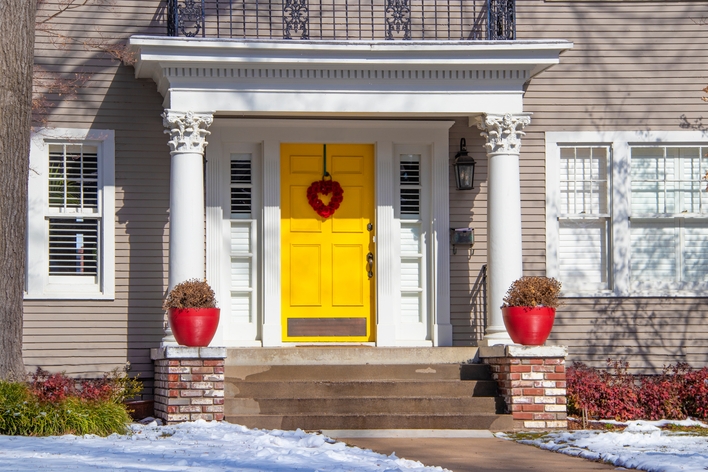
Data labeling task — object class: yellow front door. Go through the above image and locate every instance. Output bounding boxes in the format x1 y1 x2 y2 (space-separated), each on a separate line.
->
281 143 375 342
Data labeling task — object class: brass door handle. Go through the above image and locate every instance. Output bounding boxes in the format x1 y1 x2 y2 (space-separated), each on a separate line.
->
366 252 374 279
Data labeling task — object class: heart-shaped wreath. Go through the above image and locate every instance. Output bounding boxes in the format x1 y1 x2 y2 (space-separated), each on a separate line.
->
307 179 344 218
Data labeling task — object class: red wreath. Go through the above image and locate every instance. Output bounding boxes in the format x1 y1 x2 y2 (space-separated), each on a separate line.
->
307 178 344 218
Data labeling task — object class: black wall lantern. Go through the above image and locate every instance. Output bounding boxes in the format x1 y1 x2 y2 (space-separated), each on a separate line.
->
453 138 476 190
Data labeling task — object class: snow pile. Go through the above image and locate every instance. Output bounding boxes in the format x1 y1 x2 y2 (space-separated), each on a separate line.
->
516 419 708 472
0 420 447 471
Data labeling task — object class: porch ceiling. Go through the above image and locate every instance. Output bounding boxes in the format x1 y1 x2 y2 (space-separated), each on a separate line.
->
128 37 572 116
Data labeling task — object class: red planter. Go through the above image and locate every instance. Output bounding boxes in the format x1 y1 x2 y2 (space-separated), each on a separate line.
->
168 307 220 347
502 306 556 346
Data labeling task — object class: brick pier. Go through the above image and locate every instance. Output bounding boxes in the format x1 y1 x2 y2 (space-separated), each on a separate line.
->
479 345 568 430
151 346 226 424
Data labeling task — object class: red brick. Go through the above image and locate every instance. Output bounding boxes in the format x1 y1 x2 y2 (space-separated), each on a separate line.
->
555 381 567 388
511 404 524 412
546 373 566 380
168 390 179 398
555 365 566 373
167 374 179 382
522 388 544 396
213 398 225 405
203 360 224 367
168 360 180 366
509 373 521 380
214 367 224 374
556 397 567 404
528 359 544 365
168 382 189 389
167 406 179 413
544 359 564 365
214 414 225 421
521 404 544 412
510 365 532 373
213 382 224 389
512 412 534 420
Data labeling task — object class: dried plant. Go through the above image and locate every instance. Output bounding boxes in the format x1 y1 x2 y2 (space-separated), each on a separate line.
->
501 276 562 309
163 279 217 310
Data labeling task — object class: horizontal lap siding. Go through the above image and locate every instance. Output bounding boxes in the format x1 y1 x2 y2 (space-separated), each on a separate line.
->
548 297 708 374
515 0 708 370
27 1 168 381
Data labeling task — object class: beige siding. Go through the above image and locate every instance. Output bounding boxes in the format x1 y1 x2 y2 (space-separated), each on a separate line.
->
520 1 708 370
28 1 168 382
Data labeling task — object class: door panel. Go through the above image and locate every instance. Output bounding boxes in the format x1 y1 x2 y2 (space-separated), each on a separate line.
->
281 143 375 342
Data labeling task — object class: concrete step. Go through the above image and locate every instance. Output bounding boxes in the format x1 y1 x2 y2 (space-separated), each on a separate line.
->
227 347 480 366
226 379 499 399
226 363 492 381
226 396 503 415
225 413 514 431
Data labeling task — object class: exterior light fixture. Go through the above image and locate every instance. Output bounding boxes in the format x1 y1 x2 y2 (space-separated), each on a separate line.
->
453 138 476 190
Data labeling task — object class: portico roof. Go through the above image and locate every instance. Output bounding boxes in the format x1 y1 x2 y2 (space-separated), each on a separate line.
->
128 37 572 115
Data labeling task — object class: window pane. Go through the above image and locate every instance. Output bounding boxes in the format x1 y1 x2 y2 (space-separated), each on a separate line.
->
48 218 99 275
559 146 608 215
48 144 98 210
631 146 707 215
558 218 609 289
683 221 708 282
400 154 421 217
230 154 252 216
630 220 676 282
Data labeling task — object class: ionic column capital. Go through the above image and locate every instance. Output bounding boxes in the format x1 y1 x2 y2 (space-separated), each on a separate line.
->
162 110 214 154
476 113 531 155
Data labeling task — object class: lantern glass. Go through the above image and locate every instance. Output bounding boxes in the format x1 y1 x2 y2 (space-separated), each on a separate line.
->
454 159 476 190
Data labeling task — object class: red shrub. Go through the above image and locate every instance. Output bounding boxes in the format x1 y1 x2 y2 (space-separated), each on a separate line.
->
568 360 708 422
29 368 78 403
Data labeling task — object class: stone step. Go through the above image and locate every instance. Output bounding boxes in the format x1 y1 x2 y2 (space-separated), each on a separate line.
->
226 395 503 415
225 413 514 431
226 379 499 399
226 363 491 382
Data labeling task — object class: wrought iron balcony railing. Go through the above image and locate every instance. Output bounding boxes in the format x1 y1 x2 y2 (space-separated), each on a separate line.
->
166 0 515 41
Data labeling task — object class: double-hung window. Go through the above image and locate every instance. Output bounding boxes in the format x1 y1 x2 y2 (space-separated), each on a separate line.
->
27 129 115 299
630 145 708 290
547 132 708 296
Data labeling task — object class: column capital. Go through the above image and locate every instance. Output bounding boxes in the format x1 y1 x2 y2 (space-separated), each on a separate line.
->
162 110 214 154
476 113 531 155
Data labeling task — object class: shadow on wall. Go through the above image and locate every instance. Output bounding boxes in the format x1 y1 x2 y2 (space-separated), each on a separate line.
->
550 297 708 375
101 63 170 389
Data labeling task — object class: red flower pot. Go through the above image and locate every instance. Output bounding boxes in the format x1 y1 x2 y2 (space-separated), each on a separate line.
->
168 307 220 347
502 306 556 346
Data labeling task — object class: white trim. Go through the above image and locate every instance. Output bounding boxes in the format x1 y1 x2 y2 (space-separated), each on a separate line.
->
26 128 115 300
129 37 572 115
206 119 453 347
546 131 708 298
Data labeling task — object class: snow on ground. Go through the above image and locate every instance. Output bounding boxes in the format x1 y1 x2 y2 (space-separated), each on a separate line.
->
508 419 708 472
2 419 708 471
0 420 447 472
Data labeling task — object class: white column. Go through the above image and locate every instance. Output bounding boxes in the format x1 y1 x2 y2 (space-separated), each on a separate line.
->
476 113 531 346
162 110 214 345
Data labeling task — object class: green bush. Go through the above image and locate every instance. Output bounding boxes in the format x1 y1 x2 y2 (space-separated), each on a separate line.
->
0 369 140 437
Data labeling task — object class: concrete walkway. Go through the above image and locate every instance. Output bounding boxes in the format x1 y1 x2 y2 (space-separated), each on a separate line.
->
334 436 622 472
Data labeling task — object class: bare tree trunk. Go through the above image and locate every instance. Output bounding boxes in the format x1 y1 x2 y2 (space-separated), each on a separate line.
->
0 0 37 380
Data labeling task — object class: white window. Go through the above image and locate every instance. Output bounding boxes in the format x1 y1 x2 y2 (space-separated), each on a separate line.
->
27 129 115 299
547 132 708 296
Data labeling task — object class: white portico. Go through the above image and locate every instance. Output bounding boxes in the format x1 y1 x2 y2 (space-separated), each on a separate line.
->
129 37 572 347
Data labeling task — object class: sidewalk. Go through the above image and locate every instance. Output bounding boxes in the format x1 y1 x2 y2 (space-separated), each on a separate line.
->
333 436 621 472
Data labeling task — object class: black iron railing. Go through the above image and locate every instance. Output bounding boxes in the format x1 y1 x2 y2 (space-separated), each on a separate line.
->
165 0 515 41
